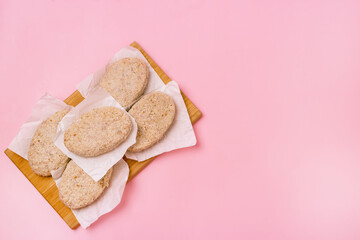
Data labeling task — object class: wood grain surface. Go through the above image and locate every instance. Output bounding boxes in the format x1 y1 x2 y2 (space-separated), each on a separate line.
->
4 41 202 229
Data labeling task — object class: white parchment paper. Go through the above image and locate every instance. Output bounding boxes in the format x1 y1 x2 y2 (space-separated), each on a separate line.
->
76 45 197 162
53 159 129 229
76 46 165 107
8 93 130 229
8 93 72 160
126 81 197 161
54 87 137 182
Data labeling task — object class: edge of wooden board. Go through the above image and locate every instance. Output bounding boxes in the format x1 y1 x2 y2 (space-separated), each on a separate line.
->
4 148 80 229
4 41 202 230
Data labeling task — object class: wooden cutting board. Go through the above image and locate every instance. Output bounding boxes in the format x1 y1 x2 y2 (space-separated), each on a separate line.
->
4 41 202 229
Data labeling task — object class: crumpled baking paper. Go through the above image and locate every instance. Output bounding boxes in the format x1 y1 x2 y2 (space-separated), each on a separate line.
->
76 45 197 162
8 93 72 160
8 93 130 229
125 81 197 161
76 46 165 108
53 159 129 229
54 87 137 181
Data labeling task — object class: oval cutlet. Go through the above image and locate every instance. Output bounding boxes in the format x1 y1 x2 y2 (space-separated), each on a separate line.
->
64 106 132 157
28 110 70 176
128 92 176 153
59 160 113 209
100 57 149 108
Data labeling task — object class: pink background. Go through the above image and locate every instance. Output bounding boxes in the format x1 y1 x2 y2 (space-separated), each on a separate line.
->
1 0 360 239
